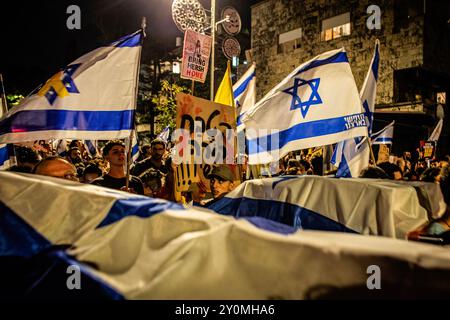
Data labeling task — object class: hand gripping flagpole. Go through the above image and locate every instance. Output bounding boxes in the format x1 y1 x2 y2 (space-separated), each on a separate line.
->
126 17 146 190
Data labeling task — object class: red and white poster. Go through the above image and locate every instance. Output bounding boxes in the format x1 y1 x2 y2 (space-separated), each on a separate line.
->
181 29 212 83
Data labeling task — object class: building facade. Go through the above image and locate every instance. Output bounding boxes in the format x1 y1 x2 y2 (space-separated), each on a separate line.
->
251 0 449 155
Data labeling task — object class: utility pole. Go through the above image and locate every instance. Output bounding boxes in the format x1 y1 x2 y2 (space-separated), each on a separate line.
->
210 0 216 100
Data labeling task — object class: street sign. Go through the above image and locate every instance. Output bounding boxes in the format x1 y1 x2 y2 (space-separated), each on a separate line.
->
222 36 241 60
172 0 207 33
221 6 241 35
181 29 212 83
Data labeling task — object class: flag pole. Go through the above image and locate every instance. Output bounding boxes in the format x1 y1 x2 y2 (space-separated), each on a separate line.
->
126 17 146 190
366 137 377 165
0 73 8 114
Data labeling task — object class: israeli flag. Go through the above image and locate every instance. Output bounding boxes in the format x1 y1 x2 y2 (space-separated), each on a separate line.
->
242 48 367 164
233 63 256 130
371 121 394 145
156 126 170 143
207 175 446 240
0 31 143 144
332 41 380 177
53 139 69 157
428 119 443 142
0 144 13 170
84 140 99 157
2 171 450 299
131 132 139 162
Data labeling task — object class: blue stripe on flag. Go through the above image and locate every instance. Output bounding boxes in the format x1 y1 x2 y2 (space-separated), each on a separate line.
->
247 112 366 155
96 197 185 228
374 137 392 143
132 143 139 158
336 153 352 178
294 51 348 76
0 201 51 257
236 112 246 126
114 32 142 48
0 145 9 166
0 109 134 134
243 216 297 235
233 72 255 99
372 44 380 81
207 197 358 234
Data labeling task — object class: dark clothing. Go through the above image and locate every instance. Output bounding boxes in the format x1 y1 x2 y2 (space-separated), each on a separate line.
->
91 174 145 195
202 196 226 208
131 157 168 177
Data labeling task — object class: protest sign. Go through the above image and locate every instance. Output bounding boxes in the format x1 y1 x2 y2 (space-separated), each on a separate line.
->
181 29 212 83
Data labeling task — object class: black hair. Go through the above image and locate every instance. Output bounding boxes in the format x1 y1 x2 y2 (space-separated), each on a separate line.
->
420 167 441 183
68 140 80 148
102 140 125 157
151 139 166 148
377 162 403 180
83 164 103 177
15 146 40 165
359 166 390 179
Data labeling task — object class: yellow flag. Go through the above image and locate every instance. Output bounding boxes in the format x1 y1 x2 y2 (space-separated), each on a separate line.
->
214 60 235 107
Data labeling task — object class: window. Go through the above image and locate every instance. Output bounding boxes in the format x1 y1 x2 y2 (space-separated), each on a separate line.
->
321 12 351 41
278 28 302 54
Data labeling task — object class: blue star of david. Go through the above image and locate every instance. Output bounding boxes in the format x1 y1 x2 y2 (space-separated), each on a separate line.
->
44 63 81 105
283 77 322 119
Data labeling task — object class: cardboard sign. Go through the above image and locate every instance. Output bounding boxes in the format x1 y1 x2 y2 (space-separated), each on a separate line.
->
181 29 212 83
377 144 390 163
174 93 238 192
421 141 435 159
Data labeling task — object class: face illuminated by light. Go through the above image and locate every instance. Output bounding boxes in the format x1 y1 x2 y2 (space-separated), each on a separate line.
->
105 145 126 167
210 176 234 199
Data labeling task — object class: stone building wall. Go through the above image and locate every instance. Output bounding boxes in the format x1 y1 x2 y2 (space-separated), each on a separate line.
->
251 0 425 104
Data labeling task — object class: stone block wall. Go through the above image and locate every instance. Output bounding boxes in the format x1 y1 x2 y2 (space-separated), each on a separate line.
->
251 0 425 104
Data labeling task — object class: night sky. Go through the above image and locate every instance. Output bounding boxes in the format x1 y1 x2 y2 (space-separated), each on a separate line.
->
0 0 257 94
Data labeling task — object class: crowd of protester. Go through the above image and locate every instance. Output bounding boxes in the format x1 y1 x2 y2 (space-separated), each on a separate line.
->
5 140 450 215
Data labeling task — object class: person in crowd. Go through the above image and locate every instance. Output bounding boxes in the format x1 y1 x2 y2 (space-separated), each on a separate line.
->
203 165 236 207
90 156 109 175
69 140 91 162
182 182 207 206
310 155 323 176
32 156 79 182
161 155 176 201
138 168 166 198
359 166 390 179
131 139 168 176
283 159 305 175
420 167 441 183
91 140 144 195
437 156 449 169
299 159 314 175
66 147 83 165
81 163 103 184
65 146 85 178
7 146 41 173
377 161 403 180
141 144 152 159
440 165 450 205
